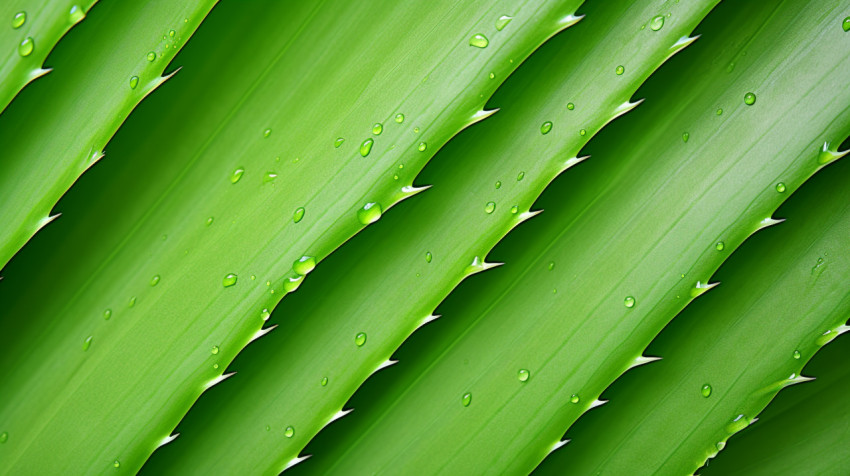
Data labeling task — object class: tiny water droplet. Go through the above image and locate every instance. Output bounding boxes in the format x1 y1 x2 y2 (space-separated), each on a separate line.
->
495 15 512 31
321 377 328 386
793 350 801 359
113 460 120 468
744 92 756 105
775 182 786 193
263 128 271 138
372 123 383 135
462 392 472 406
12 12 26 29
104 309 112 320
469 34 489 48
83 335 93 351
624 296 635 308
715 241 725 251
844 17 850 32
682 132 689 142
413 127 420 133
649 15 664 31
222 273 237 287
495 180 501 189
334 137 345 148
264 425 270 431
579 129 587 136
570 394 580 404
293 207 305 223
206 216 214 226
394 113 405 124
0 432 7 443
726 414 749 433
355 332 367 347
418 142 427 152
548 261 555 270
213 363 219 369
128 296 136 308
518 369 530 382
357 202 382 224
69 5 84 23
284 426 294 438
484 201 496 214
540 121 553 135
211 345 220 355
701 384 712 397
150 275 160 286
517 171 525 181
293 256 316 276
263 172 278 183
283 275 303 292
230 167 244 183
488 72 495 79
129 76 139 89
566 102 575 110
716 108 723 115
18 37 34 56
146 51 156 62
615 65 625 75
169 29 176 38
510 205 518 214
359 138 373 157
425 251 432 263
261 308 270 321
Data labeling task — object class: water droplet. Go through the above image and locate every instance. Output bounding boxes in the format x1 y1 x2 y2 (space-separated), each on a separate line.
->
726 414 749 433
793 350 801 359
570 394 580 404
129 76 139 89
12 12 26 29
624 296 635 308
230 167 244 183
263 172 278 183
128 296 136 308
213 363 219 369
222 273 237 287
425 251 432 263
715 441 726 452
293 207 305 223
334 137 345 148
260 308 270 321
510 205 518 214
715 241 725 251
0 432 7 443
518 369 530 382
817 142 841 165
462 392 472 406
357 202 382 224
649 15 664 31
150 275 160 286
469 34 489 48
774 182 787 193
488 72 495 79
844 17 850 32
359 138 373 157
540 121 553 135
495 15 512 31
716 108 723 115
579 129 587 136
548 261 555 270
146 51 156 62
418 142 427 152
283 275 303 292
744 92 756 105
18 37 34 57
495 181 501 189
566 102 575 110
484 201 496 214
517 171 525 181
284 426 295 438
372 123 383 135
293 256 316 276
355 332 367 347
211 345 220 355
701 384 712 397
321 377 328 386
83 335 93 351
69 5 84 23
169 29 176 38
615 65 625 75
413 127 420 133
263 128 271 138
113 460 120 468
206 216 214 226
682 132 690 142
103 309 112 320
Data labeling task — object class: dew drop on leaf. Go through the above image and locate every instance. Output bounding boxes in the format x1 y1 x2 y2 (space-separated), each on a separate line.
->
113 460 120 468
11 11 26 29
18 37 34 57
293 256 316 276
649 15 664 31
355 332 367 347
495 15 512 31
726 414 749 433
103 309 112 320
334 137 345 148
293 207 305 223
283 275 303 292
570 394 580 404
222 273 237 287
357 202 382 225
263 172 277 183
425 251 432 263
206 216 214 226
489 72 495 79
517 369 530 382
418 142 427 152
146 51 156 62
394 113 404 123
624 296 636 308
359 138 373 157
744 92 756 105
540 121 553 135
566 102 575 110
129 76 139 89
321 377 328 386
843 17 850 32
128 296 136 308
230 167 244 183
83 335 93 351
517 171 525 181
615 65 625 75
372 123 383 135
469 34 489 48
150 275 160 286
263 128 271 138
484 201 496 214
682 132 689 142
495 181 501 189
284 426 294 438
793 350 801 359
716 108 723 115
211 345 219 355
510 205 518 214
775 182 786 193
69 5 84 23
548 261 555 271
169 29 176 38
701 384 712 398
579 129 587 136
715 241 725 251
462 392 472 407
260 308 270 321
0 432 7 444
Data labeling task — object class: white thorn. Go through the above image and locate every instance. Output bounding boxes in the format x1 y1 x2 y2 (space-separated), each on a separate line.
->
613 98 644 120
419 314 441 327
558 14 584 28
402 184 431 196
836 324 850 336
204 372 236 390
328 408 353 425
518 209 543 222
759 217 784 229
470 108 499 124
633 355 662 368
249 324 277 343
283 455 311 472
589 399 608 409
157 433 180 448
375 359 398 373
563 155 590 170
669 35 700 54
548 439 570 455
37 213 61 231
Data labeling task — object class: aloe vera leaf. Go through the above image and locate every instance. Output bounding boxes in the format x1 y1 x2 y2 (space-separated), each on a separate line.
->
291 0 850 473
535 148 850 475
144 1 720 474
703 334 850 476
0 0 95 115
0 1 579 473
0 0 216 270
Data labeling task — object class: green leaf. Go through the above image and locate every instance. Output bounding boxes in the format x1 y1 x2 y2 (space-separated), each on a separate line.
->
0 0 578 473
0 0 216 269
284 0 850 473
0 0 96 114
536 148 850 475
141 0 719 473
